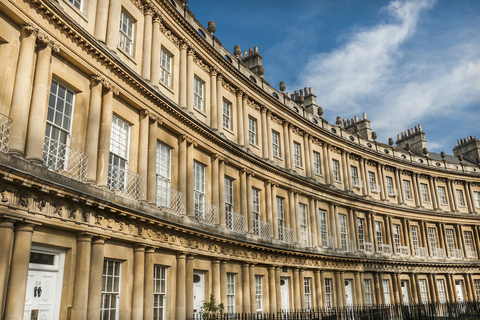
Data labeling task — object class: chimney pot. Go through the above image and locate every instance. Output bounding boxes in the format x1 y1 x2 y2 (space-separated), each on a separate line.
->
309 87 313 94
249 48 253 56
354 116 359 122
254 46 258 54
418 124 422 131
363 112 367 119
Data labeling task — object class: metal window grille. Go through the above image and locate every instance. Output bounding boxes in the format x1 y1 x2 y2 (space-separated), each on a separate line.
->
299 203 308 246
272 131 280 157
357 218 365 250
332 160 340 181
319 210 329 247
428 227 438 257
437 279 447 303
255 275 263 312
420 183 429 202
383 280 391 305
227 273 235 314
456 190 465 206
325 279 332 309
248 117 257 145
101 259 121 320
193 76 204 111
411 226 420 256
419 279 428 304
304 278 311 310
160 49 172 87
351 166 359 186
438 187 447 205
364 279 372 306
339 214 348 251
119 11 134 55
313 152 321 175
153 265 167 320
294 142 301 167
446 229 456 257
386 176 395 195
0 112 12 153
403 180 412 199
222 100 231 129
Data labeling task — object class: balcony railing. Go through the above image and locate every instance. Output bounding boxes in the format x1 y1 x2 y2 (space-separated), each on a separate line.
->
0 113 12 152
321 236 335 250
107 164 142 200
300 232 314 248
278 225 295 243
396 245 409 255
370 184 381 192
414 247 428 258
43 137 88 182
364 242 374 253
378 243 391 254
253 219 271 239
156 183 184 216
450 249 463 259
194 201 216 226
387 188 399 196
467 250 478 258
225 208 245 234
436 248 445 259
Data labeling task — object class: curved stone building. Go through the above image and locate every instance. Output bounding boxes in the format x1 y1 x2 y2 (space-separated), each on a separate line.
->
0 0 479 319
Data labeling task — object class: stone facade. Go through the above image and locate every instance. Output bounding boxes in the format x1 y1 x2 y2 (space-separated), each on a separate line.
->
0 0 479 319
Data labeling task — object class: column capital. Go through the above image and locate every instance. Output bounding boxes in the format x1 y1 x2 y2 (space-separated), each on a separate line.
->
103 80 120 95
187 48 195 56
76 232 95 240
36 33 60 52
260 106 268 114
133 244 146 252
145 247 156 254
180 40 189 50
143 4 154 16
210 68 218 77
152 13 162 24
282 120 289 127
21 23 37 37
90 74 104 85
235 89 243 97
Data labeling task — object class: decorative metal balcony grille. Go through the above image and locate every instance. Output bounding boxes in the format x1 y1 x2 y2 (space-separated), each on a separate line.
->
225 207 245 234
364 242 374 253
0 113 12 152
353 179 363 188
451 249 463 259
107 163 142 200
396 245 409 255
43 137 88 182
278 226 295 244
253 219 271 239
194 201 216 226
467 250 478 258
436 248 445 259
156 183 184 216
418 247 428 258
378 244 391 254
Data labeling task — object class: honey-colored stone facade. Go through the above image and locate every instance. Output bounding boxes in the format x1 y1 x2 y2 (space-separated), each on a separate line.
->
0 0 479 319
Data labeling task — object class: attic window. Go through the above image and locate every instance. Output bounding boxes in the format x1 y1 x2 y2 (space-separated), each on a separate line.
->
198 29 206 38
293 107 299 113
249 76 257 84
312 118 318 124
225 55 232 63
272 92 279 99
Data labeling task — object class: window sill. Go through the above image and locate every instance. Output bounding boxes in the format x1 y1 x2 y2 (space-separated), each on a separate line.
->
371 190 380 194
249 143 260 150
387 193 396 197
295 165 304 170
315 173 323 178
193 107 207 118
353 185 363 189
117 46 138 65
273 155 283 161
223 127 234 135
158 80 174 94
333 180 342 184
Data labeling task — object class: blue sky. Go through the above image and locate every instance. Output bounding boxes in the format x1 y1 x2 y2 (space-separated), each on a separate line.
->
188 0 480 154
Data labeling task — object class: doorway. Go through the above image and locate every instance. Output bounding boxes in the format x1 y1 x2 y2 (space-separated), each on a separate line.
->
280 277 290 311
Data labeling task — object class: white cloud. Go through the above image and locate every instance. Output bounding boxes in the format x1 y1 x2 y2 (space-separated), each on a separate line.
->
297 0 480 150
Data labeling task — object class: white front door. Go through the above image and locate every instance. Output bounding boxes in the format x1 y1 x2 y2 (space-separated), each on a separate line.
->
193 270 205 313
280 277 289 311
455 280 464 302
401 281 409 305
345 280 353 306
24 247 65 320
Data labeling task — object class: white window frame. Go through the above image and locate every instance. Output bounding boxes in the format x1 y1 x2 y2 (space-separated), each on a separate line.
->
304 277 312 310
227 273 236 314
313 152 321 175
272 130 280 157
119 10 134 56
383 279 391 305
193 161 206 218
368 172 376 191
351 166 359 187
339 214 348 251
160 48 172 87
438 186 447 205
293 142 302 167
393 224 402 253
153 265 167 320
464 231 475 257
428 227 438 256
375 221 384 250
108 115 131 191
364 279 372 306
474 191 480 208
193 76 204 111
248 116 257 145
446 229 456 257
156 142 172 207
386 176 395 195
299 203 308 246
437 279 447 303
420 183 429 202
332 159 340 182
255 275 263 312
67 0 82 11
474 279 480 302
411 226 420 256
225 177 234 230
101 259 122 320
325 279 332 309
252 188 261 236
456 189 465 206
419 279 428 304
44 80 75 170
357 218 365 250
403 180 412 199
222 99 231 130
319 209 328 247
277 197 285 241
